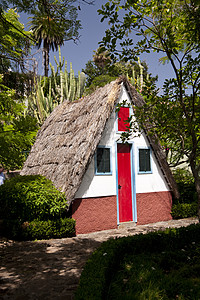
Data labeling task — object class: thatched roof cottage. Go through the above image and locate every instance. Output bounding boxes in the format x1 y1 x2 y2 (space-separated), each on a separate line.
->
21 76 179 234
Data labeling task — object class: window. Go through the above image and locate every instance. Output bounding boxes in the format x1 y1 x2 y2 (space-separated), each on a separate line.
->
138 148 151 173
95 147 112 175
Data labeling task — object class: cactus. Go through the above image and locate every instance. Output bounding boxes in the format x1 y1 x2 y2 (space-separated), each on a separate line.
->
27 46 86 126
138 57 144 91
130 68 135 86
68 62 75 101
128 57 147 92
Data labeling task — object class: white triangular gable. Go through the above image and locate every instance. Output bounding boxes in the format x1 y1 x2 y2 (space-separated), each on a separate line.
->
75 84 170 199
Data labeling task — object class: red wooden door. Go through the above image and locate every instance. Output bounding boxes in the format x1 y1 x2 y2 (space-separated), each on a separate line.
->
117 143 133 223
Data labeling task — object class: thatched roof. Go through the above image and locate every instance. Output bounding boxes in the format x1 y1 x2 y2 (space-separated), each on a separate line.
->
21 76 179 204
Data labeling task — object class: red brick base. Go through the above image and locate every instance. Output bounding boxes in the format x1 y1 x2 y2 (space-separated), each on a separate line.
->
136 191 172 225
72 191 172 234
72 196 117 234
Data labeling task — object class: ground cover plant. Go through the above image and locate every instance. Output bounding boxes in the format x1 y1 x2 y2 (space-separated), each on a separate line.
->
0 174 75 240
107 243 200 299
75 224 200 300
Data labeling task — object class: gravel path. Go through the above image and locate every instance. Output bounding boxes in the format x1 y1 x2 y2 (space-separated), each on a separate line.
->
0 218 198 300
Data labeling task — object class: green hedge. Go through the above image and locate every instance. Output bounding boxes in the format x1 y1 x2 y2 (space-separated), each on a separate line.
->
75 224 200 300
0 175 67 222
171 202 198 219
3 217 76 240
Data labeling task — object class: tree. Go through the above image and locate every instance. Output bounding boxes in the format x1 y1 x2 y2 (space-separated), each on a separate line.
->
98 0 200 219
0 0 95 15
184 0 200 44
28 4 81 77
0 75 38 170
0 8 32 72
0 7 36 104
83 47 155 88
1 0 94 76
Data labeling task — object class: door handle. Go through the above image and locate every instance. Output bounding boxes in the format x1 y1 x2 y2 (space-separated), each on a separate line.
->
118 184 122 189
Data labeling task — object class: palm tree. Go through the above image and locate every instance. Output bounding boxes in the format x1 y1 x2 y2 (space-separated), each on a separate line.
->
29 5 81 77
29 11 65 77
93 47 112 73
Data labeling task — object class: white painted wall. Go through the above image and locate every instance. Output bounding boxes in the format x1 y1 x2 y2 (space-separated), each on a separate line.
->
75 85 169 199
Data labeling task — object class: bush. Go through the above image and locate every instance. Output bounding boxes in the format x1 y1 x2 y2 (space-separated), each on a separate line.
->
0 175 75 241
3 217 76 240
171 202 198 219
75 224 200 300
173 168 197 204
171 169 198 219
0 175 67 222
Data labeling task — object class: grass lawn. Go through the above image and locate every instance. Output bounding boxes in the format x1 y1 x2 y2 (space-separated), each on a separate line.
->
107 238 200 299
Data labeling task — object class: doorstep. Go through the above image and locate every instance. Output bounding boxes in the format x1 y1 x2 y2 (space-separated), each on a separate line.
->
118 221 137 230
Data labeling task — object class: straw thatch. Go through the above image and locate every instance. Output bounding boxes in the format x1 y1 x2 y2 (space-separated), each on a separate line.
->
21 76 179 204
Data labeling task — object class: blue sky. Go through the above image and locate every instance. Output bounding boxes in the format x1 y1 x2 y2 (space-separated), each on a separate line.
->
21 0 174 90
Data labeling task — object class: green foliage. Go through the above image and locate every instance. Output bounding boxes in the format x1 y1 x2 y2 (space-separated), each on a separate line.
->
82 52 156 91
3 217 75 240
170 169 197 219
107 239 200 299
28 47 86 125
3 71 34 100
0 175 68 222
0 9 36 170
173 168 197 204
75 224 200 300
184 0 200 44
0 8 32 71
28 5 81 77
84 74 116 95
171 203 198 219
2 0 88 24
98 0 194 61
173 168 195 186
0 174 75 241
98 0 200 219
2 0 92 77
0 75 38 170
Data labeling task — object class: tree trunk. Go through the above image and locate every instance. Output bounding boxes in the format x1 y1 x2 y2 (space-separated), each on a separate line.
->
43 40 49 77
190 161 200 221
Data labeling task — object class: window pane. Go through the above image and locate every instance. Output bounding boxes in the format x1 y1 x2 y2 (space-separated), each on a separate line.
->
97 148 111 173
139 149 151 172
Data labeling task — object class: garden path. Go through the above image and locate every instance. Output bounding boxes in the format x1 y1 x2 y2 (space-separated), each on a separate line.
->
0 218 198 300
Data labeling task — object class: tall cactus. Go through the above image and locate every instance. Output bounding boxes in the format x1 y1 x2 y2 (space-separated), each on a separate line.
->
128 57 147 92
138 57 144 91
130 68 135 86
27 46 86 126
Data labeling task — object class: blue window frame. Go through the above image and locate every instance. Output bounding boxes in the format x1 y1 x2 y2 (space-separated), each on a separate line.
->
138 147 152 173
95 146 112 175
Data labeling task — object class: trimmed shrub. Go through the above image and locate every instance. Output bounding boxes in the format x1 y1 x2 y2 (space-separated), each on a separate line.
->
0 175 74 240
75 224 200 300
3 217 76 240
171 202 198 219
0 175 67 222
